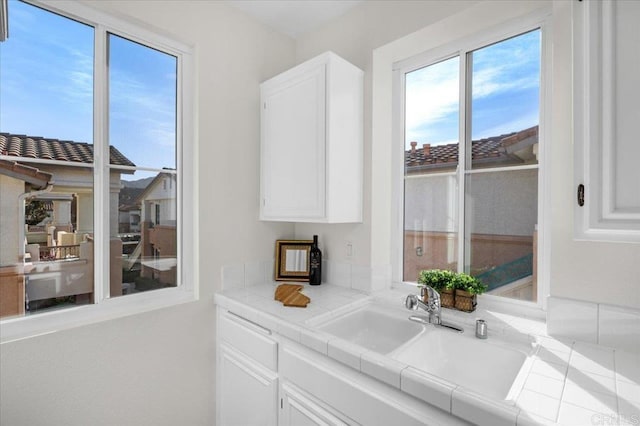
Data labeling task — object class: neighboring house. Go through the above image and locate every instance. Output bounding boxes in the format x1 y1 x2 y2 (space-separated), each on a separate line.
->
0 133 135 318
134 171 177 287
118 204 142 233
117 186 144 233
403 126 539 294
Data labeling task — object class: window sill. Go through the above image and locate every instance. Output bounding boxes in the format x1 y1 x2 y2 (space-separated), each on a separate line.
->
0 287 197 344
392 281 546 321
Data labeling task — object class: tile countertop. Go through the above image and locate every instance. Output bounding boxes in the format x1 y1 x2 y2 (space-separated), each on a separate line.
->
214 283 640 426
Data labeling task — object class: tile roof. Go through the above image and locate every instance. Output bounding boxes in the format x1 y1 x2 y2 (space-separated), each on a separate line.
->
0 133 135 167
405 126 538 173
0 160 53 189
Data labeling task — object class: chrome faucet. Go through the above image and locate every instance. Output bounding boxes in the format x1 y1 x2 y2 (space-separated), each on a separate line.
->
405 285 441 325
405 286 463 333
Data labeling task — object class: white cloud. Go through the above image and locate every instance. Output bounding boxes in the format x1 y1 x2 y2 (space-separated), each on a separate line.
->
405 33 540 145
405 58 459 144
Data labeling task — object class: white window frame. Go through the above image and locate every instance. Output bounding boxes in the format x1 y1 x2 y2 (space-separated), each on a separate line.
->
391 11 552 313
0 0 198 343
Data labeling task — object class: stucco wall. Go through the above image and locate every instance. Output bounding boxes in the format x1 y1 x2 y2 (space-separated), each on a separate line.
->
0 175 23 267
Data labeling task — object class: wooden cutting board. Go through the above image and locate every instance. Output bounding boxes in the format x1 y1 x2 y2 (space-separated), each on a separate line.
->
274 283 310 308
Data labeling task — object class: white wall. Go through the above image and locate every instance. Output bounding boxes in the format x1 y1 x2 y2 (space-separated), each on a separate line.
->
297 0 639 309
0 1 296 425
293 1 479 267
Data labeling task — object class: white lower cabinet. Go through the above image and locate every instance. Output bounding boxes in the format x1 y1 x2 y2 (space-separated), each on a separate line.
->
217 309 279 426
218 343 278 426
279 382 354 426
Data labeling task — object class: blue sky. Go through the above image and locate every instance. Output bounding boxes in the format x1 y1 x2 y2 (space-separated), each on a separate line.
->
405 29 540 148
0 0 176 178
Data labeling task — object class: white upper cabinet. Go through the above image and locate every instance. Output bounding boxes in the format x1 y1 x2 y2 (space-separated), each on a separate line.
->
574 0 640 242
260 52 363 223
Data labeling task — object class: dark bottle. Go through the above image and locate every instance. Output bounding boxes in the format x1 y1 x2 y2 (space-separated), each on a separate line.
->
309 235 322 285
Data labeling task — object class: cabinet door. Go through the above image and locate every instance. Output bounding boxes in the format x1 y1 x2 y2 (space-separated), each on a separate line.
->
574 0 640 242
279 382 352 426
261 64 326 220
218 343 278 426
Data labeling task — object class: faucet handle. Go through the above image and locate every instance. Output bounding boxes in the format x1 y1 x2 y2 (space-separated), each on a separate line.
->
405 294 419 310
421 285 440 303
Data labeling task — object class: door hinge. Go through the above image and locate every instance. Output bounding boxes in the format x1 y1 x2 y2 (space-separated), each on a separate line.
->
280 398 283 409
577 184 585 207
264 102 267 109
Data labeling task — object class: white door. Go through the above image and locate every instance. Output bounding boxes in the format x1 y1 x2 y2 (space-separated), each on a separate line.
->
261 64 326 220
218 343 278 426
279 382 353 426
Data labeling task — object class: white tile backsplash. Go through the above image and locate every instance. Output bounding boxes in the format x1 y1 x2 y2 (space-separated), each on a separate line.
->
547 297 598 344
244 261 265 287
223 258 392 294
547 296 640 353
325 260 352 288
371 264 392 293
599 304 640 353
350 264 372 293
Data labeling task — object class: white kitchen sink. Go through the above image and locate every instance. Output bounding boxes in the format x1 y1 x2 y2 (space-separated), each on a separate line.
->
317 306 425 354
315 302 536 400
392 327 534 400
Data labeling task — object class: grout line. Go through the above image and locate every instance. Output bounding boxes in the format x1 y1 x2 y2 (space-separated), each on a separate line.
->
596 302 601 345
554 345 573 423
613 349 620 417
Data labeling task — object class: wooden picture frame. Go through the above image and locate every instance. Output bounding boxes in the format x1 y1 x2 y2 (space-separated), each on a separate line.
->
275 240 313 281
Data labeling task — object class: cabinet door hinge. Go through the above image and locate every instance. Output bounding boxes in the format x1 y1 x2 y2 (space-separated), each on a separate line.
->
577 184 585 207
280 398 283 409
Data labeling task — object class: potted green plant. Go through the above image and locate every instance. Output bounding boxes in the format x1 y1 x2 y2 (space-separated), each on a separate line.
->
451 272 487 312
417 269 456 308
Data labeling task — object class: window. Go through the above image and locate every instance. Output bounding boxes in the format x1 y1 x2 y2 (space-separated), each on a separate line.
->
400 28 543 303
0 0 194 340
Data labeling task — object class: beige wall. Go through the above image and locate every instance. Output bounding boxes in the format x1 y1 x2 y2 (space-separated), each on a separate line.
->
0 1 296 425
0 175 23 267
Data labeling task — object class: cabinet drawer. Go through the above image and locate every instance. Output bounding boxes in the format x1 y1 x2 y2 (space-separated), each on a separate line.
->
218 310 278 371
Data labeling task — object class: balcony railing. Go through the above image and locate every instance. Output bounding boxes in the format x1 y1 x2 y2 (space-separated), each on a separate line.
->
39 244 80 261
476 253 533 291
